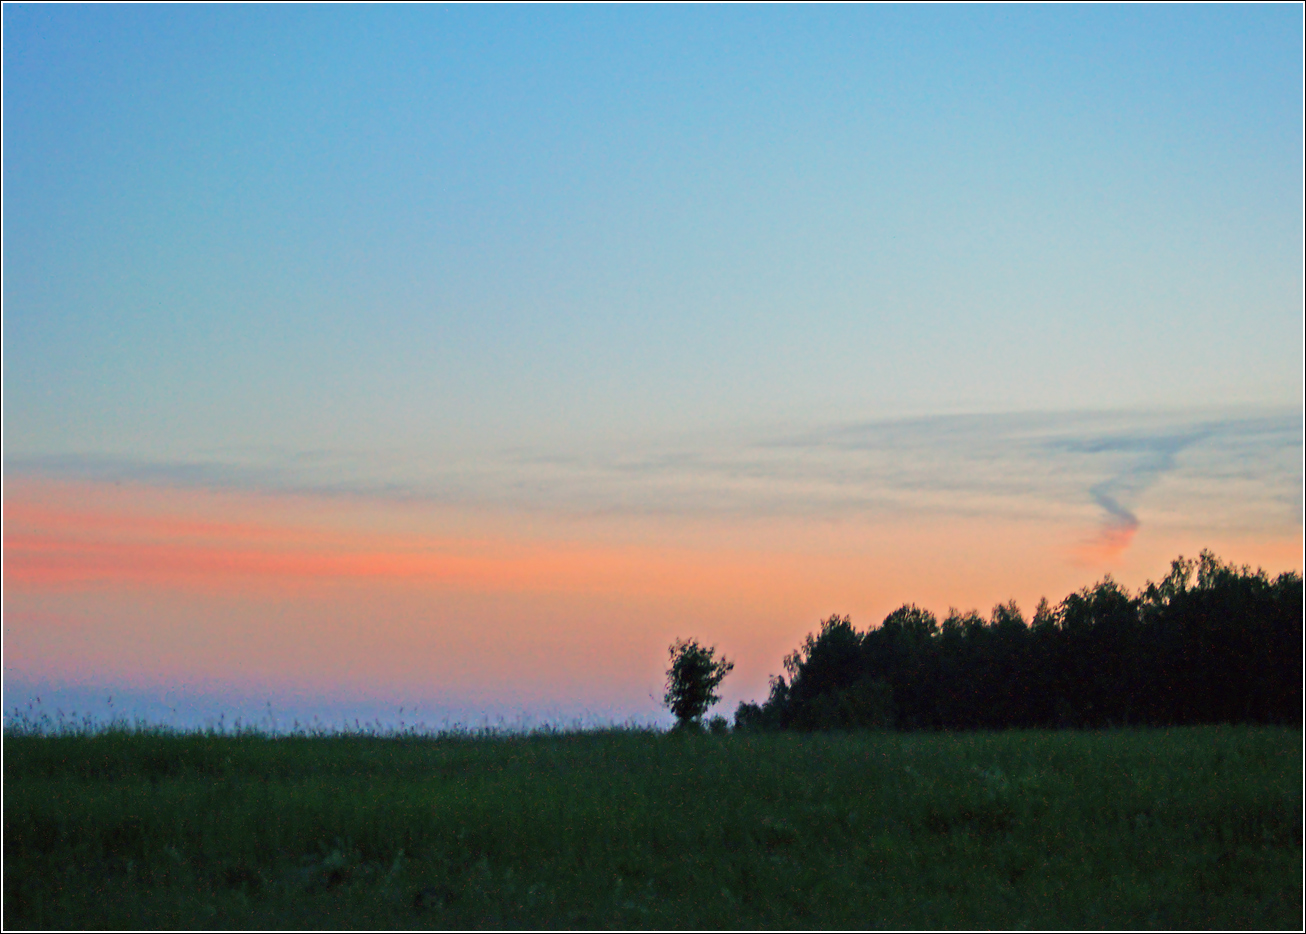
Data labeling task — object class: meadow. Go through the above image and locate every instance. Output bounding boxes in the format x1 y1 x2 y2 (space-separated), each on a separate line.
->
3 723 1301 929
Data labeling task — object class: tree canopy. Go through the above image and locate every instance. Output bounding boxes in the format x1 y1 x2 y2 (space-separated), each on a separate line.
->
664 638 734 727
735 551 1302 732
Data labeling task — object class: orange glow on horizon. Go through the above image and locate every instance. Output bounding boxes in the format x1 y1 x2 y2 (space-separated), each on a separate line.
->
5 480 811 602
6 475 1301 604
4 475 1301 713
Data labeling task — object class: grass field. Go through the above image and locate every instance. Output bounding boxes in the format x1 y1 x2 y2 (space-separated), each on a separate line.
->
3 724 1301 929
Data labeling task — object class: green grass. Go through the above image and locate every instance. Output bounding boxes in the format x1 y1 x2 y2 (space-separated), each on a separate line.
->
3 725 1301 929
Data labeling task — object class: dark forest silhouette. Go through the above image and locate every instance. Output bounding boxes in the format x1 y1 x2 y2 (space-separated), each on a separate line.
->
735 551 1302 732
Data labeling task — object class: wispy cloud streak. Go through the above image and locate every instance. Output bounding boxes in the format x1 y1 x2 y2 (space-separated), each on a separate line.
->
1049 431 1211 558
7 408 1300 558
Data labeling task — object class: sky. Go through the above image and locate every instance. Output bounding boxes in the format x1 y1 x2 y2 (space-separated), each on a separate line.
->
3 5 1302 731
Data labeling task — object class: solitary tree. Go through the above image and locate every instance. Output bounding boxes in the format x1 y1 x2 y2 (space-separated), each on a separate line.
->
664 637 734 728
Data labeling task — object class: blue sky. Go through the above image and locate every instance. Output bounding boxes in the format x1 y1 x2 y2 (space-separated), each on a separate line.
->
6 5 1301 464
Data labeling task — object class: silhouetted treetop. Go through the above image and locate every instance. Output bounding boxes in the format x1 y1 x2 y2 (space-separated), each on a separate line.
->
735 551 1302 733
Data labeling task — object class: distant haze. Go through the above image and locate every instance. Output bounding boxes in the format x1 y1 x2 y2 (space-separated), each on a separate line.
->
3 5 1302 728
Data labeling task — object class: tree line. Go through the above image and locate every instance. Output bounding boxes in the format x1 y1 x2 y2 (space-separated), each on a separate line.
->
723 551 1301 732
